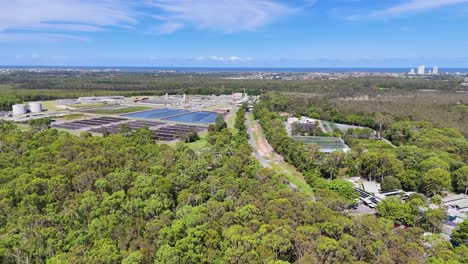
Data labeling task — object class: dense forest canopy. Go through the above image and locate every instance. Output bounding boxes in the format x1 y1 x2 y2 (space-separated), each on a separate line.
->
1 110 466 263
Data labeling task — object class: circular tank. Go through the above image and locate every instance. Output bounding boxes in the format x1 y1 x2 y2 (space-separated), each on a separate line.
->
29 102 43 113
12 104 27 115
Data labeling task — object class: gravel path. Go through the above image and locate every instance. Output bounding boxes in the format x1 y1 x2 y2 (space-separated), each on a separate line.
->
246 113 271 168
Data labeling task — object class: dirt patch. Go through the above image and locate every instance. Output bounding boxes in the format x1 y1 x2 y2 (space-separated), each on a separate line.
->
252 122 282 161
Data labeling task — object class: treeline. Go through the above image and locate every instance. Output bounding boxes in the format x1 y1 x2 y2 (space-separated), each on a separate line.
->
2 73 465 96
331 92 468 137
0 96 21 111
259 93 377 129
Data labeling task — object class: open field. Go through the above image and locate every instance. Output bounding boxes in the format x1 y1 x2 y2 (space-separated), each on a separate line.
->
71 103 107 108
92 106 152 115
225 106 239 128
56 113 89 121
41 100 67 111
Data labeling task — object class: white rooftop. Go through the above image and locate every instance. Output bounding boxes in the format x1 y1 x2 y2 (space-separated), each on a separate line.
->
362 181 380 194
443 193 468 210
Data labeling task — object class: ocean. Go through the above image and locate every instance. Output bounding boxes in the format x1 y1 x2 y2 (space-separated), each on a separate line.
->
1 66 468 74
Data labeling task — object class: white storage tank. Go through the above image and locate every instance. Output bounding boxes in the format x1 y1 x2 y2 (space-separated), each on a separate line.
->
29 102 43 113
12 104 27 115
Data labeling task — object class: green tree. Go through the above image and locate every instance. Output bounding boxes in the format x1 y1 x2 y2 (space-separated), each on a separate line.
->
356 151 403 182
183 130 200 143
211 115 227 132
29 117 51 131
84 238 122 264
119 123 132 134
420 157 450 172
328 179 358 201
121 251 144 264
451 220 468 246
453 166 468 194
381 176 402 191
396 170 420 191
422 168 452 197
321 152 346 180
421 209 445 233
376 197 415 226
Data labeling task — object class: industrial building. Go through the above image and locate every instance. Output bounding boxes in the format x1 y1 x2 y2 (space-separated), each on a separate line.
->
29 102 43 113
77 96 125 103
10 102 44 117
443 194 468 211
12 104 27 116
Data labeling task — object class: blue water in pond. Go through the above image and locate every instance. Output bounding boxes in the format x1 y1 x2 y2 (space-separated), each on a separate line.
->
163 111 219 123
123 108 219 123
123 108 191 119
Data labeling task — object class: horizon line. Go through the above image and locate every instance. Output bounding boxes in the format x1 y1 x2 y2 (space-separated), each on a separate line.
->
1 65 464 69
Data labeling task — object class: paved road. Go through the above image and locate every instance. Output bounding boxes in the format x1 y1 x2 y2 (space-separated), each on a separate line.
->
245 113 271 168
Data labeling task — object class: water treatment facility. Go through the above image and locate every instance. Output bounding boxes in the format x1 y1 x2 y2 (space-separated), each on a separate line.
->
2 93 253 142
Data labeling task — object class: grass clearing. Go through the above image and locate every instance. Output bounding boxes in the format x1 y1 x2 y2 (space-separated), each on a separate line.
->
41 101 66 111
72 103 107 108
347 138 394 150
225 106 239 128
15 124 31 131
93 106 152 115
186 132 209 152
270 163 314 196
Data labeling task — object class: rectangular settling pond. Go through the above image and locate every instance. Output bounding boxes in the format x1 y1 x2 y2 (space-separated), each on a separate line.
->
163 111 219 123
123 108 220 124
292 136 349 152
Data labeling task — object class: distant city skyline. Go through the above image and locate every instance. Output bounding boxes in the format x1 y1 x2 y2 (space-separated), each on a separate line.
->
1 0 468 67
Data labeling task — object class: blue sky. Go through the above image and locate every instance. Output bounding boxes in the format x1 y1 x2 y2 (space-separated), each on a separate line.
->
1 0 468 67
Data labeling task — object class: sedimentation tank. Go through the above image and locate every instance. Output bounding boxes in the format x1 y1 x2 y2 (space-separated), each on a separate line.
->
12 104 27 115
29 102 43 113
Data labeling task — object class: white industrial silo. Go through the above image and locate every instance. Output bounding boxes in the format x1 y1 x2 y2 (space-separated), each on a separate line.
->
12 104 27 115
29 102 43 113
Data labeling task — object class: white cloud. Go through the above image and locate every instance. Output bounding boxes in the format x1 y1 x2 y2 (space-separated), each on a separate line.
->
0 1 309 41
0 0 135 31
147 0 292 33
196 56 253 62
0 0 135 41
152 22 184 35
0 33 90 42
347 0 468 20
